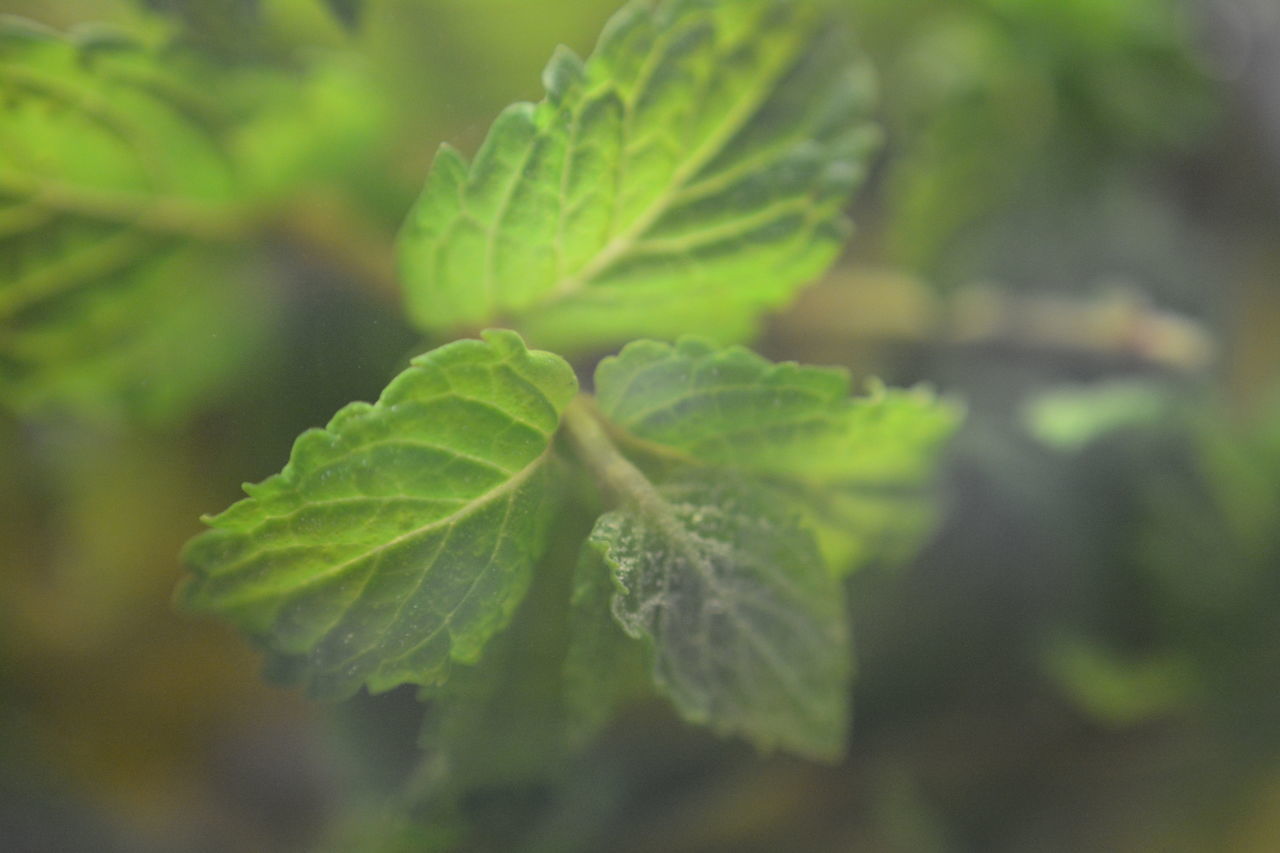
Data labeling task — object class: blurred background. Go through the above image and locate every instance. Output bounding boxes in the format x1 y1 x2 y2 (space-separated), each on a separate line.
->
1 0 1279 850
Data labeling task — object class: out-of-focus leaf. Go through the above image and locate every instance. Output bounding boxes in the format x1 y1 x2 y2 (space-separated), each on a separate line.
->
1024 381 1175 452
593 337 960 570
0 20 260 420
853 0 1214 274
0 17 391 421
1043 633 1196 726
562 544 651 738
227 53 388 200
588 474 851 761
416 537 576 792
397 0 877 350
180 331 579 699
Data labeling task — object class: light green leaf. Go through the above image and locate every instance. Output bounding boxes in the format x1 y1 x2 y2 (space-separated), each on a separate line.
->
0 20 258 419
562 543 652 739
1024 380 1174 452
0 20 386 421
397 0 877 350
180 331 579 699
588 474 851 761
227 54 389 201
594 337 961 570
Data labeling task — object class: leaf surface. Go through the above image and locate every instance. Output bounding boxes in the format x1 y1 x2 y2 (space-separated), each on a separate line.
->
398 0 877 350
181 331 578 698
589 474 850 760
562 544 652 737
416 540 576 792
0 20 384 420
0 21 259 418
594 337 961 569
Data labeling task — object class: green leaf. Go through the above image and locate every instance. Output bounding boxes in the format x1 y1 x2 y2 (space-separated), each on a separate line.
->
587 474 851 761
0 20 259 420
180 331 579 699
416 558 573 792
593 337 961 570
1043 633 1196 726
397 0 877 350
1024 380 1174 452
0 20 387 421
562 544 652 739
414 506 587 794
227 55 389 202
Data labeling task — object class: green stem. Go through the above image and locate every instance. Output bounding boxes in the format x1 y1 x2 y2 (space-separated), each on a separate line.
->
561 397 718 587
0 170 251 241
562 395 666 513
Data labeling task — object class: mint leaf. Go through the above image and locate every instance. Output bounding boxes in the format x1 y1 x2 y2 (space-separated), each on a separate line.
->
227 55 388 202
562 544 652 739
593 337 849 458
0 21 385 421
0 21 261 419
588 474 851 761
594 337 960 570
397 0 877 350
180 331 578 698
416 542 576 792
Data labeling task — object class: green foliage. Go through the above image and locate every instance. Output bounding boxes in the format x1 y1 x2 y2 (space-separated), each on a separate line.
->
1025 380 1174 452
397 0 877 350
180 331 579 699
562 544 652 737
183 330 956 762
852 0 1213 275
587 475 850 761
0 19 259 419
0 14 386 421
417 542 577 791
1043 633 1194 726
319 0 362 30
1026 386 1280 740
172 0 959 779
594 337 960 569
226 54 388 202
6 0 1273 848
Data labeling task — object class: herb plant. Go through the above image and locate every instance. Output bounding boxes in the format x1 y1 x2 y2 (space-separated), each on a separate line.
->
176 0 958 782
8 0 1277 849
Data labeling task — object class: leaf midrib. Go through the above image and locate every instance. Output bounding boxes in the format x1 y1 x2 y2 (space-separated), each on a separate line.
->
206 442 556 609
544 26 803 302
0 170 246 240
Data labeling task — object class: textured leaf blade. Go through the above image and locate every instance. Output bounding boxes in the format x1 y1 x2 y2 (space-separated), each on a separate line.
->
180 330 579 698
398 0 877 350
594 337 961 570
594 336 850 461
589 474 851 761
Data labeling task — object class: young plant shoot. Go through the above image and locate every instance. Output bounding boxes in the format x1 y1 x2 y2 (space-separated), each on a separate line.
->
179 0 959 774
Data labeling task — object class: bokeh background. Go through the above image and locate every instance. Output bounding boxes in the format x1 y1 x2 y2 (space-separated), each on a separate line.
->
2 0 1279 850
